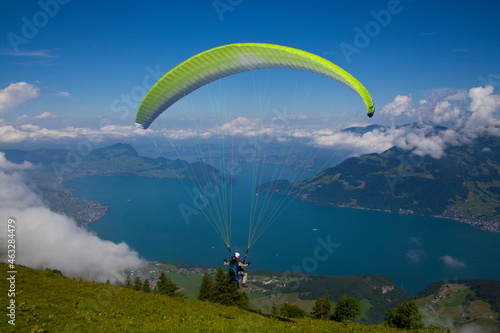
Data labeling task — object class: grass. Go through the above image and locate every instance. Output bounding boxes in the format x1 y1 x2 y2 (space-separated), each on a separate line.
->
247 292 331 314
164 271 203 299
0 263 409 333
470 300 491 316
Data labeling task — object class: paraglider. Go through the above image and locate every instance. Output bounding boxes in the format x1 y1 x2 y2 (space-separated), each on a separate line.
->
224 252 251 287
135 43 374 275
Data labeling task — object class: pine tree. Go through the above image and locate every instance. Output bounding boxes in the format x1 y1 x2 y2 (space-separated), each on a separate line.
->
211 267 248 307
156 271 178 296
142 279 151 293
213 267 237 305
311 294 331 320
197 272 214 301
124 274 133 288
384 301 424 330
133 276 142 291
331 296 361 323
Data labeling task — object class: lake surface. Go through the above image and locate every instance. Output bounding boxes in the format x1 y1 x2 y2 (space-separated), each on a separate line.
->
66 162 500 295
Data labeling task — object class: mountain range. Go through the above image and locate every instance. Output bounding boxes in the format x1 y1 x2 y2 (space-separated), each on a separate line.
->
262 135 500 232
3 135 499 232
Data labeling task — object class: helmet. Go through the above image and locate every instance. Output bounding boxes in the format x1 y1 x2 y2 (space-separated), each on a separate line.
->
234 252 240 257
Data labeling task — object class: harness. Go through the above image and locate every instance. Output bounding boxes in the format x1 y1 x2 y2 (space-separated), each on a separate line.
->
227 255 241 281
227 247 249 283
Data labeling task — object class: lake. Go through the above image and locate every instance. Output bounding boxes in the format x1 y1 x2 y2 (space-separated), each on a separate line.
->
66 162 500 295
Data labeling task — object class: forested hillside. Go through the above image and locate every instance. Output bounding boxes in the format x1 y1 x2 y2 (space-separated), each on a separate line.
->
264 135 500 232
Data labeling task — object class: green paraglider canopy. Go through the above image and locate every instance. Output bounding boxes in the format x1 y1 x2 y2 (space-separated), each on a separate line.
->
135 43 374 129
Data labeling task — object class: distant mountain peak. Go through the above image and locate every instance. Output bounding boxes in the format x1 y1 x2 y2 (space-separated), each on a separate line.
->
91 143 139 159
341 124 385 134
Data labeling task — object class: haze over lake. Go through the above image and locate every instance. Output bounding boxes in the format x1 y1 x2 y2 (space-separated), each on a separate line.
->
67 162 500 295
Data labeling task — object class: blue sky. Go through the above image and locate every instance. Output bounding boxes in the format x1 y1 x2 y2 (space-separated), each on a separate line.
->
0 0 499 153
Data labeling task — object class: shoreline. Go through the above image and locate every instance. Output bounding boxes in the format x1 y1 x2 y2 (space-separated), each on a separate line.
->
301 198 500 233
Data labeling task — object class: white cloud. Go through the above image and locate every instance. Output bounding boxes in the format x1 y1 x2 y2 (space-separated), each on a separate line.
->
35 112 57 119
20 124 41 131
0 125 29 143
372 85 500 158
0 152 36 172
0 124 155 144
313 127 397 155
427 101 461 124
56 91 71 97
0 82 40 114
395 130 447 159
218 117 260 137
465 85 500 137
440 255 467 269
379 94 414 118
0 156 144 282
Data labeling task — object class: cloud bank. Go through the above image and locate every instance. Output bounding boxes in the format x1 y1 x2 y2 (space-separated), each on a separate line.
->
0 153 144 282
1 86 499 160
369 85 500 158
0 120 153 144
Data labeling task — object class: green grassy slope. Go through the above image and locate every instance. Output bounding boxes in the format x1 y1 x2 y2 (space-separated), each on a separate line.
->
133 263 407 325
1 263 409 333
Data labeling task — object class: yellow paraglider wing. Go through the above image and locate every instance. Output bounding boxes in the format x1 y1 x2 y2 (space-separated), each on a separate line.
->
136 43 374 129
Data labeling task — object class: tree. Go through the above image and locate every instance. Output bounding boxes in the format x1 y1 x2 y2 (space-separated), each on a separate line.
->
133 276 142 291
213 267 239 305
384 301 424 330
197 272 214 301
311 295 331 320
279 303 308 318
124 274 133 288
142 279 151 293
156 271 179 297
331 296 361 323
211 267 249 308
